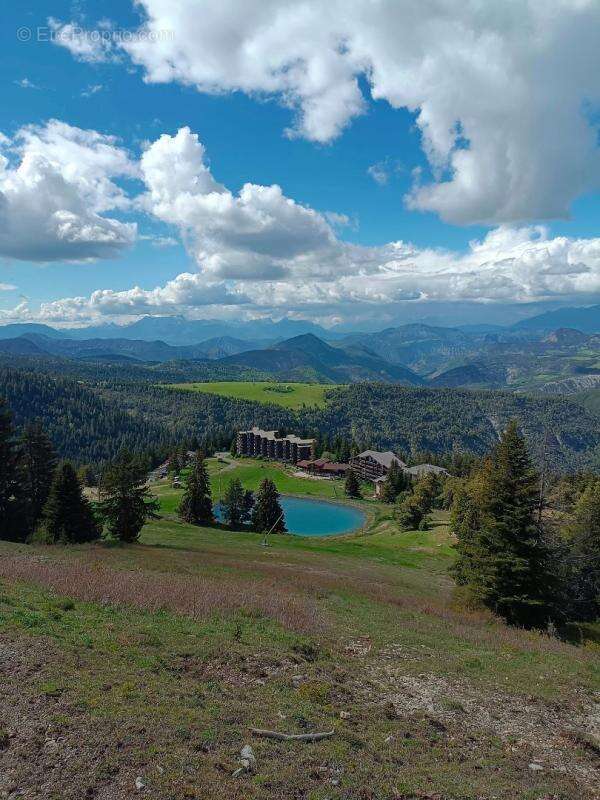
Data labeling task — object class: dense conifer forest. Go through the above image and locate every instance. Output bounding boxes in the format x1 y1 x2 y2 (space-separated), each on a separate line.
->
2 362 600 471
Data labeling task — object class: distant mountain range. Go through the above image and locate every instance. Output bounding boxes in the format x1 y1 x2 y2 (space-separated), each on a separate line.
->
0 331 423 385
0 302 598 344
1 303 600 392
512 305 600 333
0 332 268 363
219 334 424 385
0 315 340 346
513 304 600 333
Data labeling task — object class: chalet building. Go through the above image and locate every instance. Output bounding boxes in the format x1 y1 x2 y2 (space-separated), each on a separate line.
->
237 427 315 463
404 464 449 479
350 450 406 481
296 458 349 478
373 461 450 497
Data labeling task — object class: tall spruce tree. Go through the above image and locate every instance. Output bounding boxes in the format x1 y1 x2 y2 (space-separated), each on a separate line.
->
344 468 361 498
221 478 254 527
41 462 100 544
568 479 600 621
0 396 24 542
99 451 160 543
395 490 425 530
251 478 286 533
451 420 557 628
380 461 409 503
449 480 484 586
178 451 214 525
21 421 57 532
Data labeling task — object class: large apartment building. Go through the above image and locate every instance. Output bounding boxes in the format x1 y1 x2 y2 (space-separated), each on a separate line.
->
236 427 315 463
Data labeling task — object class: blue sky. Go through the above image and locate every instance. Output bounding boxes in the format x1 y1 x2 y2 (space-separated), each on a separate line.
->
1 1 600 327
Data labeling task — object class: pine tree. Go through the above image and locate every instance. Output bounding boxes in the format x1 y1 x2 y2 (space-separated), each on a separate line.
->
449 480 483 585
568 479 600 621
380 462 409 503
178 451 214 525
379 476 398 504
221 478 253 527
412 473 440 514
21 421 57 532
41 462 100 544
338 439 351 464
78 464 98 488
344 468 361 498
395 491 425 530
99 451 160 543
451 420 557 628
0 396 25 542
251 478 286 533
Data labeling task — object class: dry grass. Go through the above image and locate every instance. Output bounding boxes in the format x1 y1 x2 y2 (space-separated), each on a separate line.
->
0 545 591 667
0 554 320 635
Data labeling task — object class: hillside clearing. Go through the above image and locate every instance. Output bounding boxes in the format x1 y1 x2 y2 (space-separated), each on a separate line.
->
164 381 338 409
0 501 599 799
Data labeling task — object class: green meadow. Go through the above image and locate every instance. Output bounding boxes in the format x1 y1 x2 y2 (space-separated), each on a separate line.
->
165 380 339 409
0 457 598 798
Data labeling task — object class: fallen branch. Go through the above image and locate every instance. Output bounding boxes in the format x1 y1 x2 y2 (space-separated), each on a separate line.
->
250 728 335 742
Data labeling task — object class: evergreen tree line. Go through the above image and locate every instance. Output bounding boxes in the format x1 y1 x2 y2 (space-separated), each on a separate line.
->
4 363 600 473
178 452 286 534
448 420 600 629
353 418 600 631
0 397 159 545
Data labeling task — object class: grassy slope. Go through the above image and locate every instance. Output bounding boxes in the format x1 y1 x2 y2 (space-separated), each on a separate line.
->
155 458 356 515
0 467 599 798
165 381 338 409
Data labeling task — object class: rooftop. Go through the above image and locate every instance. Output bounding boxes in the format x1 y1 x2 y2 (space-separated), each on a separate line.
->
356 450 407 468
405 464 449 476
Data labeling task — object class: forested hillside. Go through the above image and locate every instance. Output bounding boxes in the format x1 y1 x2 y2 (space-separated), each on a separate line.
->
317 384 600 471
0 368 176 464
2 365 599 471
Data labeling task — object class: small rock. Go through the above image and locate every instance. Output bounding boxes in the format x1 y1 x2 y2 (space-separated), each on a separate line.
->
528 762 544 772
233 744 257 777
43 739 59 753
339 711 351 720
135 776 146 790
240 744 256 772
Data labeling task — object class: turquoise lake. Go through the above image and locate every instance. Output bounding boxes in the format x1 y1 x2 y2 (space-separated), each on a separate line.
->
215 495 366 537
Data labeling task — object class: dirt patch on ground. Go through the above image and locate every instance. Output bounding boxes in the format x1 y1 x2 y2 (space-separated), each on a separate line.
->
0 638 147 800
350 641 600 799
1 630 599 800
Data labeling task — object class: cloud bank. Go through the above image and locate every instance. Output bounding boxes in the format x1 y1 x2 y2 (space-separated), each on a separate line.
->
53 0 600 226
7 125 600 326
4 119 600 327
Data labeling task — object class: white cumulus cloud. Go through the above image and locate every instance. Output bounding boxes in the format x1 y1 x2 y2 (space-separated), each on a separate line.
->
35 273 248 323
66 0 600 225
140 127 341 279
0 120 136 261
